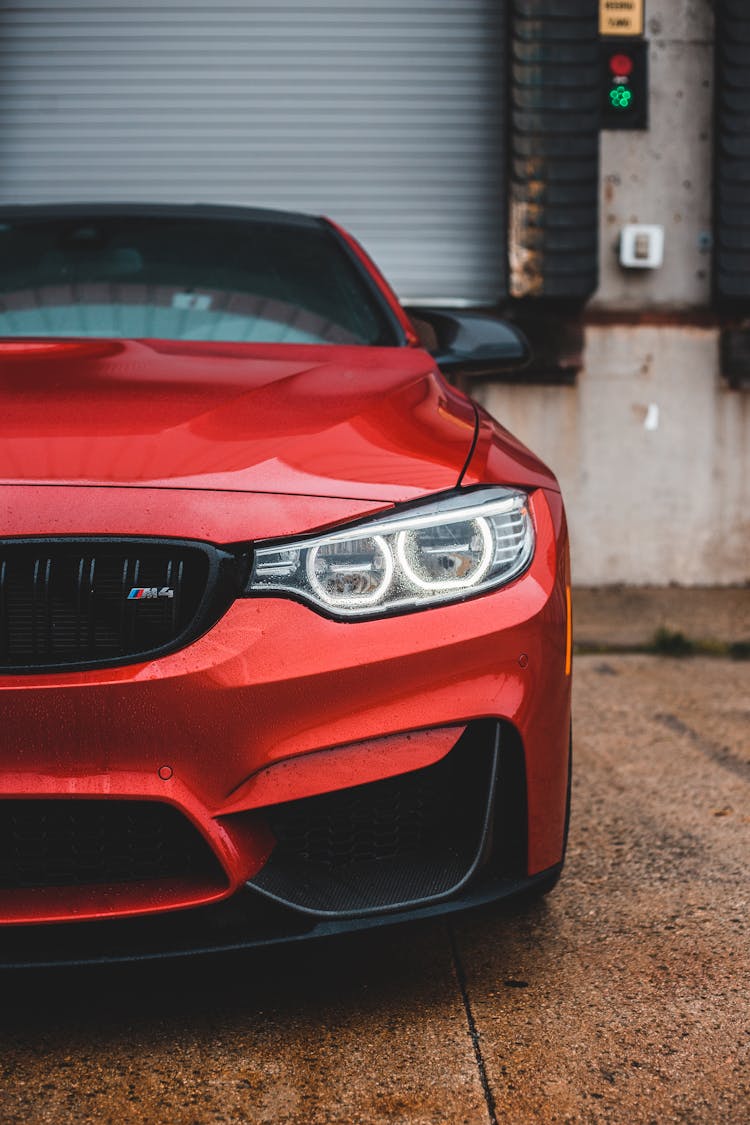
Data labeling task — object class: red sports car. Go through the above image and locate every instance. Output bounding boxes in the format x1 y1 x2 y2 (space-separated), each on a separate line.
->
0 205 571 966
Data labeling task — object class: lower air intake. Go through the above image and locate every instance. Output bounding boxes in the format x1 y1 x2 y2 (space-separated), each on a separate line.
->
0 800 223 889
248 721 500 916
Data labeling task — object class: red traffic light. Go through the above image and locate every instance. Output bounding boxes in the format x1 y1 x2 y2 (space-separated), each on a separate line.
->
609 52 634 77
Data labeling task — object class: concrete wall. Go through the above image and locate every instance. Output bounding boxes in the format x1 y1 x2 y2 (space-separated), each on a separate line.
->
477 0 750 586
473 326 750 585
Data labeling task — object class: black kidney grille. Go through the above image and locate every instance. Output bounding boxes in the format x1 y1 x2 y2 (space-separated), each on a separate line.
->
0 539 217 670
0 800 223 889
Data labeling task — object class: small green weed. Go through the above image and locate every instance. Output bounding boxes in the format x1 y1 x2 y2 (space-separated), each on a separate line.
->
650 628 695 657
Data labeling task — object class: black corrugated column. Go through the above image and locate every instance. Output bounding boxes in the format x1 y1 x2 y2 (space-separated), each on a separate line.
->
714 1 750 302
509 0 600 299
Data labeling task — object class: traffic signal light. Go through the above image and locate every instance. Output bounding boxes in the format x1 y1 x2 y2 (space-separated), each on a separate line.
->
600 39 648 129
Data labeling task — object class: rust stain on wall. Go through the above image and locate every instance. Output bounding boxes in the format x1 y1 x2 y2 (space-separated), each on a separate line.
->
509 198 544 298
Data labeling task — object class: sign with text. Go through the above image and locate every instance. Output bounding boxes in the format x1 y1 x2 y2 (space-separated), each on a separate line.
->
599 0 644 37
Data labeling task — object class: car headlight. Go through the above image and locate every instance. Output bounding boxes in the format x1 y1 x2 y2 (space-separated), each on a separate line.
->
244 488 534 619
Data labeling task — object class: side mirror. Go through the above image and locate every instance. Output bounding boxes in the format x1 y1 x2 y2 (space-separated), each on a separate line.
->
408 307 532 377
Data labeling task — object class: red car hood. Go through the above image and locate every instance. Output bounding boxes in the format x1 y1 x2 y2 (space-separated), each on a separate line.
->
0 338 477 502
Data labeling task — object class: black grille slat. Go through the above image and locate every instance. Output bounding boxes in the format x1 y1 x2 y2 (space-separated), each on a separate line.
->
126 556 138 652
0 538 229 672
120 556 132 653
76 556 86 653
86 556 97 655
0 800 223 888
31 557 41 659
44 557 53 657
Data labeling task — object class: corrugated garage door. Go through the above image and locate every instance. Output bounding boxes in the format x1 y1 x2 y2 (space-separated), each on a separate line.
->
0 1 507 304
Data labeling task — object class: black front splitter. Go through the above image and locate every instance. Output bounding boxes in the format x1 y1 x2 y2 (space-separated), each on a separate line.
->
0 868 559 970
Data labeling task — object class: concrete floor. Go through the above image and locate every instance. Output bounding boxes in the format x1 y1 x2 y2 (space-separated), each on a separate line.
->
0 651 747 1124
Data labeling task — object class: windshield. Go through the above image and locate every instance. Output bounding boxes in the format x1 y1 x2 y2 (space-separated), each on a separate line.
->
0 213 399 346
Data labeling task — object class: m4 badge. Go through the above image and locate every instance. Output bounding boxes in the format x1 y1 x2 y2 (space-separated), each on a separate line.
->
128 587 175 600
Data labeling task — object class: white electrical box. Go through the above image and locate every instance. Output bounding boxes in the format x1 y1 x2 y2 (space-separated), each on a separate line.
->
619 224 665 269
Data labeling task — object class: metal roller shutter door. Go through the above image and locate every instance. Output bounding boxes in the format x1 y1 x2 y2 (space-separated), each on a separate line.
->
0 0 507 304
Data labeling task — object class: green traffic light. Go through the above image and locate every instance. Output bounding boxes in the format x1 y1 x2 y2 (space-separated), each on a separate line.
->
609 84 633 110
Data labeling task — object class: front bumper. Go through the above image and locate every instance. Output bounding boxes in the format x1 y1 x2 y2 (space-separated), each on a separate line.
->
0 865 561 969
0 486 570 947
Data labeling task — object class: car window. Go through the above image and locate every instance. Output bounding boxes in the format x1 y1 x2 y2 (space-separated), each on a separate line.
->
0 216 398 346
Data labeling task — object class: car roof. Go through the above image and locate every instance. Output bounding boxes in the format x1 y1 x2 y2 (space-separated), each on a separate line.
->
0 202 324 229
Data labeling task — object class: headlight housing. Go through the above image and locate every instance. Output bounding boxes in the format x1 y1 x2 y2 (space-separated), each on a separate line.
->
244 488 534 619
